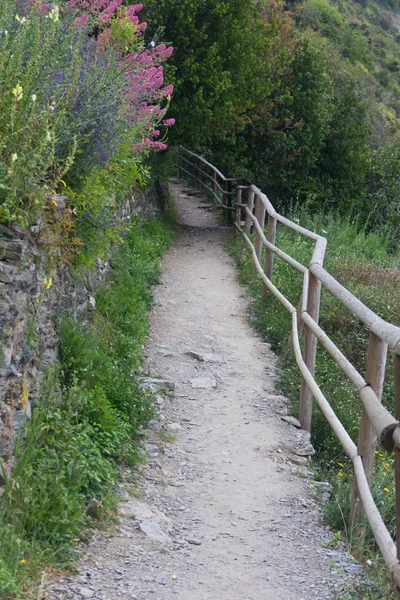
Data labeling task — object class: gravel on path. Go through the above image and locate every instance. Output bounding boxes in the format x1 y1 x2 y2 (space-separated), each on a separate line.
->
44 180 361 600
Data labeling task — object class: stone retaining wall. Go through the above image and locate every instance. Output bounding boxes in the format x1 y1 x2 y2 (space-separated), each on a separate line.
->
0 181 169 480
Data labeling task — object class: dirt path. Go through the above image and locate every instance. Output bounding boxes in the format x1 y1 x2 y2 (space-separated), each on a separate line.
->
45 181 359 600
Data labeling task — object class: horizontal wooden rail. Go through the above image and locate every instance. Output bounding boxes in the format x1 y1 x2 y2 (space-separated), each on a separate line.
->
311 264 400 354
178 146 400 594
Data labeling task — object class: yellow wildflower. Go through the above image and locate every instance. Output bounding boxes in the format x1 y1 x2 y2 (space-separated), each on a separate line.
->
338 462 344 468
15 15 27 24
384 472 387 477
49 6 60 22
12 83 23 101
51 199 58 207
11 153 18 163
384 487 390 493
60 179 67 187
20 559 26 564
384 463 390 468
31 94 37 103
309 484 314 489
338 471 343 477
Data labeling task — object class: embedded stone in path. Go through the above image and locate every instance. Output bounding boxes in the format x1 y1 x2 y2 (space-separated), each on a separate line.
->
141 378 175 392
186 351 224 364
188 376 217 389
139 520 171 544
281 415 302 429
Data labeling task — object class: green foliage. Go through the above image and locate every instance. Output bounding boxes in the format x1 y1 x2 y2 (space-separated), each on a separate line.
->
144 0 374 217
0 212 176 596
142 0 267 150
0 0 79 223
366 137 400 246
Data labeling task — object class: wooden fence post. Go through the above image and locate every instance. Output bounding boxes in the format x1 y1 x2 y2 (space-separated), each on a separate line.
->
299 273 321 432
213 171 217 201
178 148 183 178
350 333 388 547
252 195 266 281
235 188 243 230
222 180 228 222
263 215 277 298
227 180 233 224
243 189 255 249
394 352 400 599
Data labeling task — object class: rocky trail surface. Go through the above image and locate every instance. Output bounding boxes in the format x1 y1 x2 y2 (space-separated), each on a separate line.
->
44 181 361 600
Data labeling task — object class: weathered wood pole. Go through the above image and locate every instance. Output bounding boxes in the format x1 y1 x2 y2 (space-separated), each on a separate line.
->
235 188 243 230
263 214 277 298
394 352 400 599
299 272 322 432
243 189 255 249
227 180 233 224
350 332 388 548
178 147 183 178
252 195 266 281
212 171 217 201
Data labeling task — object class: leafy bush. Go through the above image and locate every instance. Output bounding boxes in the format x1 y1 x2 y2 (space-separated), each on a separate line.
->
0 0 174 225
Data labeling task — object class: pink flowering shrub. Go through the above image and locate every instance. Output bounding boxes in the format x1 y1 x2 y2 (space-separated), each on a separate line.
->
0 0 174 222
66 0 174 154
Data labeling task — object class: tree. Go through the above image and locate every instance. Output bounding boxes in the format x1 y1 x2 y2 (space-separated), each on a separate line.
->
142 0 266 150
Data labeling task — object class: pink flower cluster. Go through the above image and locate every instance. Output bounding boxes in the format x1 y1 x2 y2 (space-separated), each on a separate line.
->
65 0 174 153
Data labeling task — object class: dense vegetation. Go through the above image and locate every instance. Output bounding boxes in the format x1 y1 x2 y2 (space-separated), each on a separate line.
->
0 1 176 595
143 0 400 245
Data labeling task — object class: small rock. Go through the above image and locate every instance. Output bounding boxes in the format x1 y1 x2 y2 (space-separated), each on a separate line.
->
186 351 205 362
79 587 94 599
281 415 302 429
186 538 202 546
345 564 363 575
143 443 161 456
189 377 217 389
166 423 183 432
321 492 331 504
119 500 154 520
139 520 171 544
294 443 315 457
203 353 224 365
287 454 310 466
186 351 224 365
141 378 175 391
148 419 162 432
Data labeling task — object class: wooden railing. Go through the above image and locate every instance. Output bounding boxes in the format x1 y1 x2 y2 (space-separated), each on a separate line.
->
177 145 400 595
177 146 249 222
